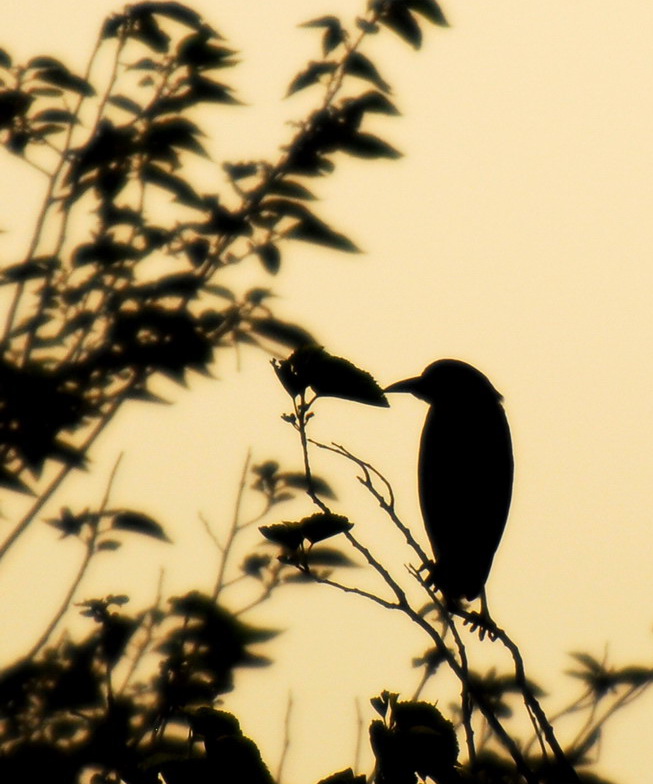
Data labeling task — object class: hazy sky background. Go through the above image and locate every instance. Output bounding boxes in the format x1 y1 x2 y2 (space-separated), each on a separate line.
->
1 2 652 782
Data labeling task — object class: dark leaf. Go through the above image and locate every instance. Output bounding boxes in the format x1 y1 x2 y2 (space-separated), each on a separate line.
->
281 346 389 406
108 94 143 115
255 244 281 274
343 52 390 92
0 49 11 69
286 214 359 253
146 2 204 28
27 56 66 70
129 57 160 71
407 0 449 27
112 510 171 542
259 522 305 550
46 507 90 538
31 108 78 125
0 255 57 283
306 547 356 568
300 16 346 56
223 161 258 180
250 317 315 349
287 62 338 97
339 131 401 160
177 32 237 70
130 11 170 52
73 236 140 266
189 75 240 104
300 512 352 544
0 467 34 495
241 554 272 578
268 179 316 200
0 90 32 129
34 66 95 97
356 18 380 34
144 116 208 159
97 539 122 551
380 4 423 48
185 237 211 266
142 162 204 208
245 287 273 304
280 471 336 499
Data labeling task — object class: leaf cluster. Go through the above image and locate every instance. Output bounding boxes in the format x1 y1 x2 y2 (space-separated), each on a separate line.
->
0 589 278 784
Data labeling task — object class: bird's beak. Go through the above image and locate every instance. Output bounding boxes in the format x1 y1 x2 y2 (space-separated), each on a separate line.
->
384 376 421 395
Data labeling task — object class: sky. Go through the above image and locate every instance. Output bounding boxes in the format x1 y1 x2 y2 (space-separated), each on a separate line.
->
1 1 653 782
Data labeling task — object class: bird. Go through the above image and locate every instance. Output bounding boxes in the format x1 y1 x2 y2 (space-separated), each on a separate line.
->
385 359 513 606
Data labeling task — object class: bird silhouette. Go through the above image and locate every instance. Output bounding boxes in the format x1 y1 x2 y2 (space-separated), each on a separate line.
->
385 359 513 606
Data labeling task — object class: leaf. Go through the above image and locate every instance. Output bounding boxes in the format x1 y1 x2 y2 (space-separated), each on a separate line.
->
342 91 400 120
255 244 281 274
300 512 353 544
46 507 90 538
259 522 305 550
73 237 140 266
286 214 359 253
281 346 389 407
241 554 271 578
185 237 210 267
34 66 95 97
267 179 316 200
343 52 390 93
108 95 143 115
0 90 32 129
142 162 204 208
0 49 12 69
129 57 160 71
177 32 237 70
223 161 258 180
130 11 170 52
380 3 423 49
97 539 122 551
111 510 171 542
407 0 449 27
300 16 346 56
146 2 204 28
144 117 207 159
0 255 57 283
250 317 315 349
287 62 337 97
31 108 78 125
188 75 240 104
280 472 336 499
339 131 401 160
356 18 380 34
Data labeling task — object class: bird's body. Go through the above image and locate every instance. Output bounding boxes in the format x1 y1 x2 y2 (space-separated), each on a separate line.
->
386 360 513 603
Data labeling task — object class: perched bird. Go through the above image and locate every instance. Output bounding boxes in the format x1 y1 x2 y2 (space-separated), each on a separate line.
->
385 359 513 605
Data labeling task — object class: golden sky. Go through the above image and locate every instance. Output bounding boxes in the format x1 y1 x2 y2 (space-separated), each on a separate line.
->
1 2 653 783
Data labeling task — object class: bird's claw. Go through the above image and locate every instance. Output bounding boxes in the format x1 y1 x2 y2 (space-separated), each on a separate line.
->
461 610 498 641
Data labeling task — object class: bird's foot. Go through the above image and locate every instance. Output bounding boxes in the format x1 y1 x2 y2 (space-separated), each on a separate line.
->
460 609 498 641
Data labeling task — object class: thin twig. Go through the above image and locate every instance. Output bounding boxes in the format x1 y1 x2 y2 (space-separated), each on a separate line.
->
19 453 123 662
483 609 581 782
212 449 251 600
310 439 430 564
276 691 293 784
353 697 364 775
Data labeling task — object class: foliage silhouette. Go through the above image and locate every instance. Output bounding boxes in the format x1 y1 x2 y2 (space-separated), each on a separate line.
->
0 2 649 784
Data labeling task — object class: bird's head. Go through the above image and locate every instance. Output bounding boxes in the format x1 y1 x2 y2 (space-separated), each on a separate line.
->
385 359 503 405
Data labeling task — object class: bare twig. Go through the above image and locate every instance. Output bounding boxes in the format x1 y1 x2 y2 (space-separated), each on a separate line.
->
19 453 123 662
276 691 293 784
